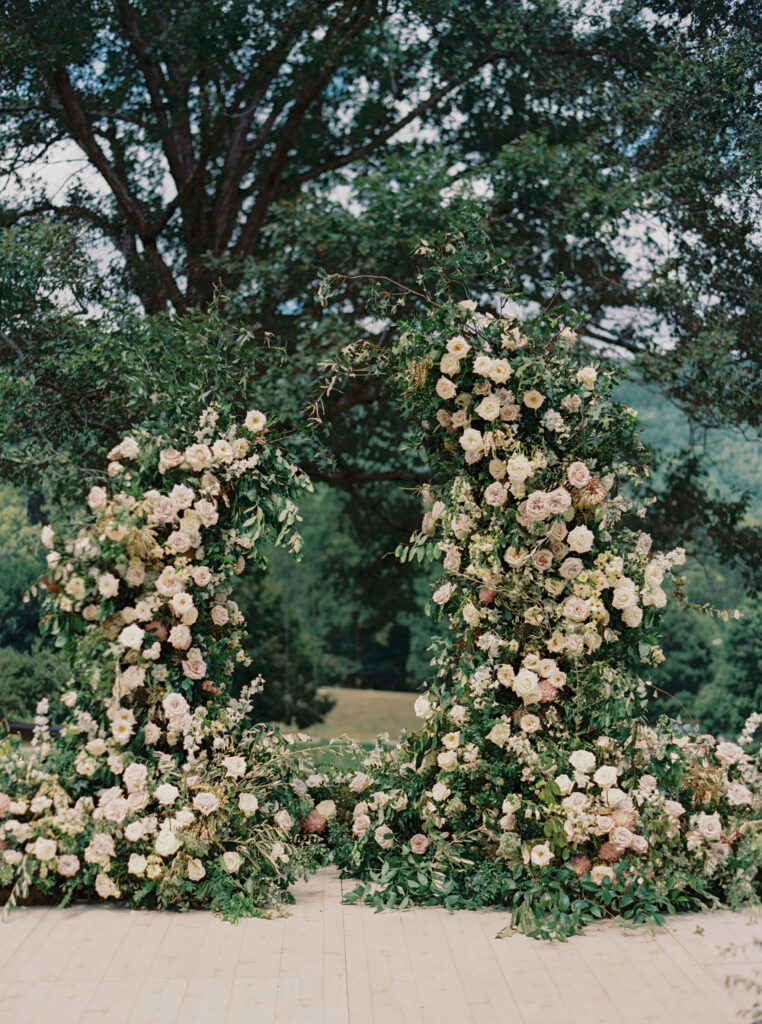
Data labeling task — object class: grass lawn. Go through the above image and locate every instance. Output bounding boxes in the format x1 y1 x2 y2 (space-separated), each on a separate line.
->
304 686 420 742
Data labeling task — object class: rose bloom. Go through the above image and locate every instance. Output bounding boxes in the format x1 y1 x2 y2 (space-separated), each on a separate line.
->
530 843 554 867
567 461 591 488
40 524 55 548
349 772 373 792
155 829 181 857
374 825 394 851
488 359 512 383
562 394 582 413
531 549 554 572
432 582 456 606
128 853 147 876
715 741 746 765
244 409 267 433
162 693 189 719
504 546 527 568
154 783 180 805
169 483 195 511
436 409 452 427
438 750 458 770
567 525 594 553
547 487 572 514
123 762 148 794
166 530 192 554
211 604 230 627
726 781 753 807
97 573 120 599
446 334 470 357
182 657 207 680
459 427 484 454
352 814 371 837
32 837 57 861
194 499 218 527
475 395 501 421
431 782 450 802
440 353 460 375
87 485 108 511
186 858 206 882
144 722 162 745
484 481 507 507
168 624 192 651
191 565 212 587
564 596 590 622
630 835 649 854
591 865 615 886
409 834 430 855
610 826 634 849
95 874 120 900
193 792 220 816
435 376 457 400
125 561 145 588
577 365 598 389
169 591 195 618
184 443 212 472
524 491 550 522
520 714 541 733
223 755 247 779
569 749 596 773
593 765 618 789
56 854 80 877
523 389 546 410
622 605 643 627
159 447 184 471
513 669 541 704
156 567 183 597
212 439 234 463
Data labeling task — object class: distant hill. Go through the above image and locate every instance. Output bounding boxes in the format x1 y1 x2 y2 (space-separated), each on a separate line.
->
617 375 762 519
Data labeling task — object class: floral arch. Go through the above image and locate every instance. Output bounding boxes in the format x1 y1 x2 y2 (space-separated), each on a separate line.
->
332 278 761 937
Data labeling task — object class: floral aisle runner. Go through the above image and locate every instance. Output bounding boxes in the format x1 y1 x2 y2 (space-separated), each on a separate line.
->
333 276 762 937
0 407 334 918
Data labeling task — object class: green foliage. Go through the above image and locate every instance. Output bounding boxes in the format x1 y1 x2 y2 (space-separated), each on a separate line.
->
0 646 66 722
0 485 45 649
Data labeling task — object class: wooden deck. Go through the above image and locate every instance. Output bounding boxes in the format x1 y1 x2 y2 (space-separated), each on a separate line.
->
0 868 759 1023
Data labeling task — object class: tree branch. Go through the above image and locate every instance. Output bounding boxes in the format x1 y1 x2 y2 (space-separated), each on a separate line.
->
232 0 378 257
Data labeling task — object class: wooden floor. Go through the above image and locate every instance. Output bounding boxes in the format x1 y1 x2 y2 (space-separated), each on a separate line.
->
0 868 759 1024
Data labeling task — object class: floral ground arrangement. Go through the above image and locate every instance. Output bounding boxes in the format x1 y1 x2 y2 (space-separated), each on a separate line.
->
330 274 762 938
0 407 334 920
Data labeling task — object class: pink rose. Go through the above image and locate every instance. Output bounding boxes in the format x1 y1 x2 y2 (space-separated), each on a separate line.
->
182 658 207 680
191 566 212 587
531 549 553 572
547 487 572 513
567 461 591 488
151 496 176 523
564 596 590 622
167 531 192 554
193 499 218 527
484 482 508 507
409 834 430 855
211 605 229 627
525 491 550 521
0 793 10 814
56 854 80 877
559 557 584 579
610 826 633 849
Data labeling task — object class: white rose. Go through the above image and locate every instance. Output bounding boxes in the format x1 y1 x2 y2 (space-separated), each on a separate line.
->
530 843 554 867
431 782 450 802
459 428 484 454
243 410 267 433
622 605 643 627
187 858 206 881
475 395 501 421
155 829 181 857
223 850 243 873
513 669 541 704
32 837 57 861
593 765 618 789
567 525 594 553
128 853 147 876
554 774 573 796
577 366 598 389
569 749 596 774
87 486 108 511
193 792 220 816
118 624 145 651
315 800 337 820
567 461 591 488
154 783 180 806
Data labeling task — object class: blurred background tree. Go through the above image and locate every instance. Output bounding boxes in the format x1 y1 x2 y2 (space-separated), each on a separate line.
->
0 0 759 729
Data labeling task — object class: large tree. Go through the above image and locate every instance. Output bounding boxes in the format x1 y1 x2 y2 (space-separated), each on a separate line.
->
0 0 760 567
